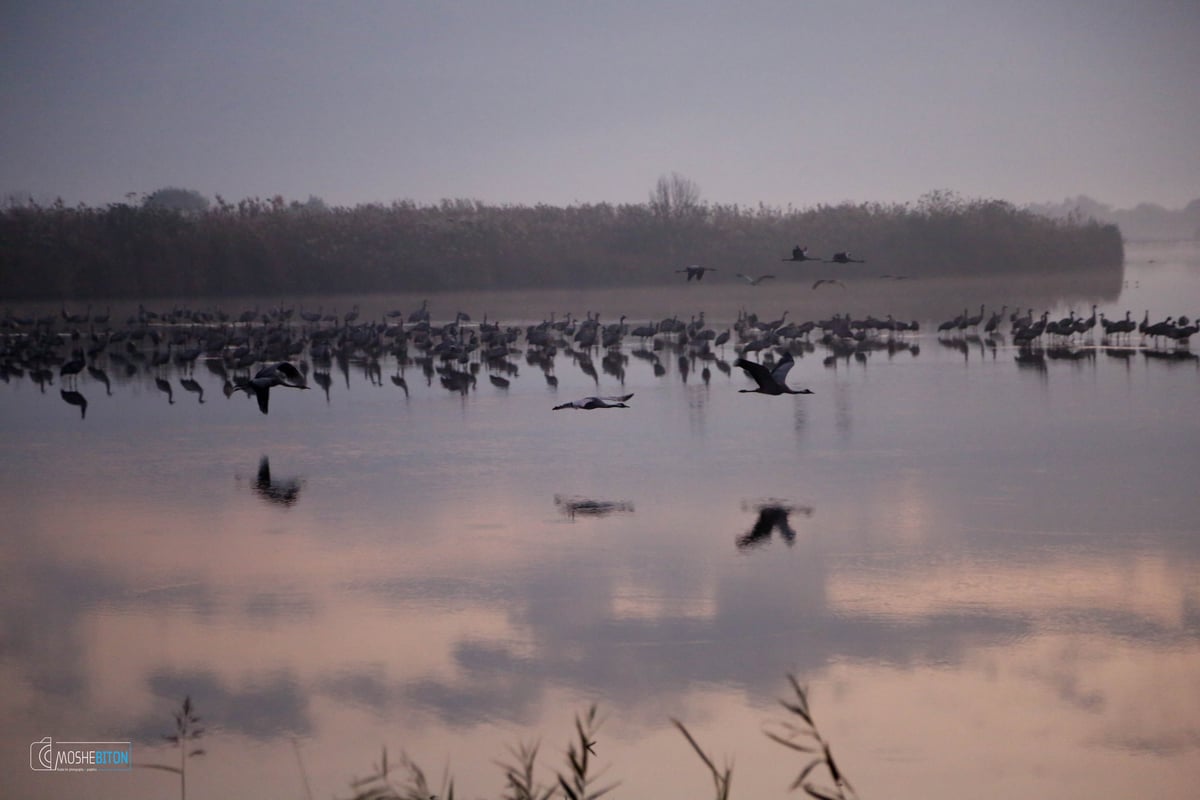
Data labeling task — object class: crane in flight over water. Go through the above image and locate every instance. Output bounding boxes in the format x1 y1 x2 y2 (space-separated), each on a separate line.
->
736 273 776 286
553 393 634 410
782 245 823 262
676 265 717 281
826 251 866 264
734 352 813 395
234 362 309 414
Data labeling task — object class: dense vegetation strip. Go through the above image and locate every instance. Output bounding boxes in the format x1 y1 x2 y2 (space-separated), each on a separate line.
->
0 192 1123 301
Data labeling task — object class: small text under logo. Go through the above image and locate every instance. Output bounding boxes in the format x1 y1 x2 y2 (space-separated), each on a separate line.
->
30 737 132 772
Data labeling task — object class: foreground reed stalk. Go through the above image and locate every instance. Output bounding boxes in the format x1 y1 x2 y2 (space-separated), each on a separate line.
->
135 695 206 800
342 674 855 799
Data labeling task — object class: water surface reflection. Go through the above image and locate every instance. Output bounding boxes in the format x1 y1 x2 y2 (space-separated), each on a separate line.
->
1 248 1198 799
736 500 814 551
251 457 304 507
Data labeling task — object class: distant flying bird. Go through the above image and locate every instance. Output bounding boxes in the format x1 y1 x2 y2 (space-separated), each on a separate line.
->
736 273 776 286
812 279 846 290
675 265 717 281
826 251 865 263
782 245 823 262
734 352 813 395
553 393 634 410
234 361 309 414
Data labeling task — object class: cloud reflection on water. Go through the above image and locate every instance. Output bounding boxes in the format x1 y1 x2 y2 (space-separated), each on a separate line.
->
1 254 1198 799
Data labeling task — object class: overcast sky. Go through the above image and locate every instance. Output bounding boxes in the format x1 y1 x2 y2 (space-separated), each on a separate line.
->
3 1 1198 211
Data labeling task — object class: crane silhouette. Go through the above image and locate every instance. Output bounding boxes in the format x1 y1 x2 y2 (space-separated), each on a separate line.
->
234 362 309 414
736 273 776 285
735 352 813 395
782 245 823 262
676 265 717 281
553 393 634 410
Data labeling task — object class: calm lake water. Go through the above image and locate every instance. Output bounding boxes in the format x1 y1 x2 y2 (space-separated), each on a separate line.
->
2 242 1199 799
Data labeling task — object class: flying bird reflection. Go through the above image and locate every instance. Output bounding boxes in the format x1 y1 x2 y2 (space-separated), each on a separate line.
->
736 500 814 550
253 456 304 507
554 494 634 520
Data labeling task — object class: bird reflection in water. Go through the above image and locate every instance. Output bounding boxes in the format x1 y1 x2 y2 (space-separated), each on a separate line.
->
1143 348 1199 364
155 376 174 404
60 388 88 419
312 369 333 402
554 494 634 521
737 499 814 551
180 377 205 403
253 456 304 507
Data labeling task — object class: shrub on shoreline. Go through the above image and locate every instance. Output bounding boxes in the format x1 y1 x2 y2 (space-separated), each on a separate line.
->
0 192 1122 301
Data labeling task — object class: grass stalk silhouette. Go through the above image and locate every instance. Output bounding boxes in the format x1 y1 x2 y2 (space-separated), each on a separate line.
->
337 674 854 799
762 675 858 800
135 695 205 800
342 746 456 800
671 718 733 800
494 740 556 800
671 674 856 800
555 705 617 800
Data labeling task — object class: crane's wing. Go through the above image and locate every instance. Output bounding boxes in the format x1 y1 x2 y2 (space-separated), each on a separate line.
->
599 393 634 403
734 358 774 391
253 385 270 414
770 352 795 385
273 362 307 386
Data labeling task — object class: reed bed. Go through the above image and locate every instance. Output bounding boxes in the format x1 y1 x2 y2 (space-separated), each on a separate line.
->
337 675 857 800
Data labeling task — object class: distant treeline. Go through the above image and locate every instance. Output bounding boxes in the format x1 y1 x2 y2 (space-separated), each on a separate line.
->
1028 195 1200 242
0 192 1123 301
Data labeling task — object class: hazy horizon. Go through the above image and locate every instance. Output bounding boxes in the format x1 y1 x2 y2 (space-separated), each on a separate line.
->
3 1 1199 211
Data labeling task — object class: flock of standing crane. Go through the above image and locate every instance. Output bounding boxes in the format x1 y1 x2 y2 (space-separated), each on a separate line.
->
935 303 1198 347
1 287 1195 419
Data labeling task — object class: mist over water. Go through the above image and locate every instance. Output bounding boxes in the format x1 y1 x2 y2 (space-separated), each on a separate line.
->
1 243 1197 800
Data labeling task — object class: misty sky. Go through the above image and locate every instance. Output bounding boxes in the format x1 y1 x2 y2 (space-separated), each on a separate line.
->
3 1 1198 211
